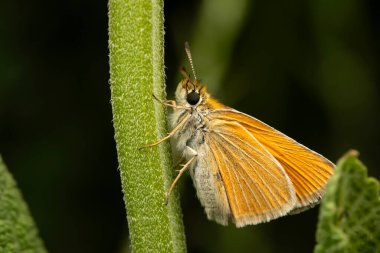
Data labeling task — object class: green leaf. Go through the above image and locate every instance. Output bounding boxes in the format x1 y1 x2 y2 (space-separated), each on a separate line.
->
108 0 186 252
315 151 380 253
0 155 47 253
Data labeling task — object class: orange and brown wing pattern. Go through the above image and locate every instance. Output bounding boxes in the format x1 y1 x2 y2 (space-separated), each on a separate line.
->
207 109 334 209
206 120 296 227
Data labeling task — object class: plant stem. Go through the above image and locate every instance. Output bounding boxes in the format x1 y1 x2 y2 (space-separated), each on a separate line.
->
108 0 186 252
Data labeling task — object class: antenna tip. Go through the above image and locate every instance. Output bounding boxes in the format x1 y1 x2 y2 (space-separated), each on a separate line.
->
184 41 197 80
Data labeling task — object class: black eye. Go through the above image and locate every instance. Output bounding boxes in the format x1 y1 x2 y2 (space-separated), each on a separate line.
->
186 91 200 105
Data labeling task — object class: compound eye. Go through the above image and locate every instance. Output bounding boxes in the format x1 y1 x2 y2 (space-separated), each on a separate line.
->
186 91 200 105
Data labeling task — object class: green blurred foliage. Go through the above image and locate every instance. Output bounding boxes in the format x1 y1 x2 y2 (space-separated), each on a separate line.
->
0 0 379 252
315 151 380 253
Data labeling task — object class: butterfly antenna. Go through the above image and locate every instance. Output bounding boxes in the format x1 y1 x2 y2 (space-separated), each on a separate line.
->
184 42 197 80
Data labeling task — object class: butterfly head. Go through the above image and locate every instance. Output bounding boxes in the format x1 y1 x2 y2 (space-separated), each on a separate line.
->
174 42 215 108
175 68 208 107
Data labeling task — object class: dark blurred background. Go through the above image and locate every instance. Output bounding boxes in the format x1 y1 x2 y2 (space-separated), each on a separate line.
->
0 0 379 252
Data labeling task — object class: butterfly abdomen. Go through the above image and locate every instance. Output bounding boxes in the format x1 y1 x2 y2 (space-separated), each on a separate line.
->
189 143 231 225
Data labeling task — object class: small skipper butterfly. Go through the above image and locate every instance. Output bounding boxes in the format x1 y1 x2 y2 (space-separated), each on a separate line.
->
142 42 334 227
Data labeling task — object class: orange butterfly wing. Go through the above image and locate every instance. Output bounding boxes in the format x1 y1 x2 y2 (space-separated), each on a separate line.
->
206 119 297 227
207 109 334 210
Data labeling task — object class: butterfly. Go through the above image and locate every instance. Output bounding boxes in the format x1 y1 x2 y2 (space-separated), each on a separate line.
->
143 42 334 227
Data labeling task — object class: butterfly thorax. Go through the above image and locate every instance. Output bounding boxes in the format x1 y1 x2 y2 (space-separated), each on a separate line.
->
170 104 207 158
170 79 227 156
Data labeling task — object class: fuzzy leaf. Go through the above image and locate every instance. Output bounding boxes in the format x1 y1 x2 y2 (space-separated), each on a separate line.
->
315 151 380 253
0 156 47 253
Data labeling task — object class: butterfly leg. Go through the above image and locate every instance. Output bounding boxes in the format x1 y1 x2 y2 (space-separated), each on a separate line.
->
153 94 190 110
139 113 191 149
173 157 185 170
166 152 197 203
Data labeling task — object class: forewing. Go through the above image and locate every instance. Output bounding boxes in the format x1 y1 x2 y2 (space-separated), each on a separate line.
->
207 109 334 209
206 120 296 227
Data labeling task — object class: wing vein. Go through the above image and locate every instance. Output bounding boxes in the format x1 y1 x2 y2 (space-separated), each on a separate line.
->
217 133 285 209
